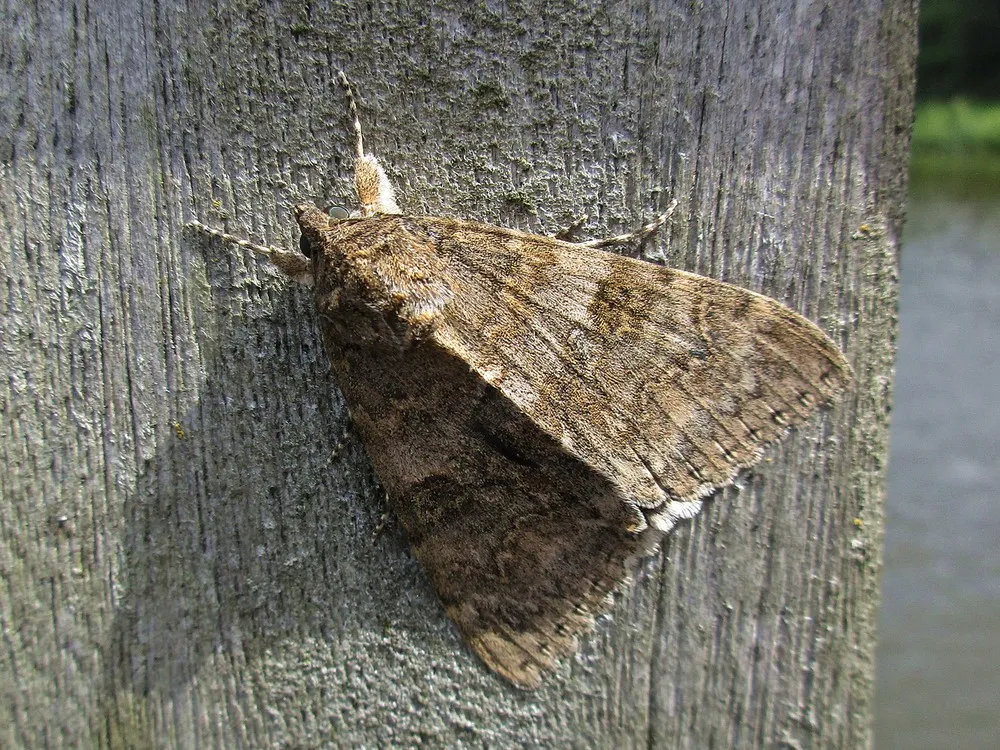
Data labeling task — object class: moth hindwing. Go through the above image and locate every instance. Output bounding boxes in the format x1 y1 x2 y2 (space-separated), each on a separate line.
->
192 72 851 689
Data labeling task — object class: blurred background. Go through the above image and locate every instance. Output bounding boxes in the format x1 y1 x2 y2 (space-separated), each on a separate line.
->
875 2 1000 748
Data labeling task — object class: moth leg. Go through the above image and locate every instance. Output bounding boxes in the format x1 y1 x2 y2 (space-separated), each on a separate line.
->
336 71 403 217
328 420 354 462
371 510 394 543
573 199 678 249
550 214 589 241
186 220 314 287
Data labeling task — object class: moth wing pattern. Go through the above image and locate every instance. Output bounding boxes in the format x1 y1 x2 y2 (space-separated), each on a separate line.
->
312 214 851 688
427 216 852 513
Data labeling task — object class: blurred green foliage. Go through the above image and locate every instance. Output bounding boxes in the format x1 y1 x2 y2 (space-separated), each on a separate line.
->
918 0 1000 101
910 101 1000 187
913 100 1000 151
912 2 1000 173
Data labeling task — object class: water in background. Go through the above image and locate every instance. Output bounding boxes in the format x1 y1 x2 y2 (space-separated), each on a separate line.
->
875 183 1000 749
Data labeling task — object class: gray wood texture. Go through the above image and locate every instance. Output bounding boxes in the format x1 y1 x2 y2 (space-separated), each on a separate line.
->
0 0 914 747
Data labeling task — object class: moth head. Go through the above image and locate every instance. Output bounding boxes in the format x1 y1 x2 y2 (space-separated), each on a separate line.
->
293 203 337 260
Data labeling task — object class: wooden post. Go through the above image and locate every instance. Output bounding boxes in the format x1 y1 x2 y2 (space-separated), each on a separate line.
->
0 0 914 746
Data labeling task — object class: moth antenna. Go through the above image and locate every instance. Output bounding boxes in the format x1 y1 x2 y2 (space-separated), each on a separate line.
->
337 70 402 215
337 70 365 160
186 220 276 256
186 220 314 287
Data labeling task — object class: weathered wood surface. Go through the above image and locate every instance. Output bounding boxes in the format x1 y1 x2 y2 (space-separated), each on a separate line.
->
0 0 914 747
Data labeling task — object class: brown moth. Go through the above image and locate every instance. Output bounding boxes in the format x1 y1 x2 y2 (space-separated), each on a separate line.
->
190 72 851 689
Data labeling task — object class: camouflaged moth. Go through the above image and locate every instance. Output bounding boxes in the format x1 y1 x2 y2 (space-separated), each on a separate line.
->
190 72 851 689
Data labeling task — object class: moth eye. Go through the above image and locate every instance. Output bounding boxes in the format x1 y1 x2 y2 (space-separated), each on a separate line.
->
328 205 351 220
299 233 313 258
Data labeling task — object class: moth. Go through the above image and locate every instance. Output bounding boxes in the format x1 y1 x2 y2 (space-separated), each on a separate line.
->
190 72 851 689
